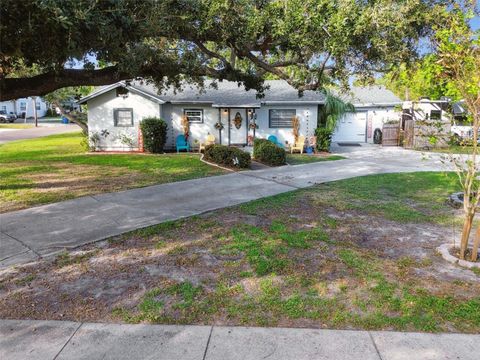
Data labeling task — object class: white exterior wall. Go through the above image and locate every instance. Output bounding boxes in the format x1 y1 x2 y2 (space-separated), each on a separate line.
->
365 107 400 143
160 104 317 149
87 89 161 151
332 106 400 143
254 105 318 146
162 104 220 149
0 98 48 118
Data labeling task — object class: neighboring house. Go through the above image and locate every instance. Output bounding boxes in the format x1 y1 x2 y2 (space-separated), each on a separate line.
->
401 99 451 148
77 80 402 151
0 97 48 118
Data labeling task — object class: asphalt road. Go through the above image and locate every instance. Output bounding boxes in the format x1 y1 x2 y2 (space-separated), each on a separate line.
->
0 124 80 144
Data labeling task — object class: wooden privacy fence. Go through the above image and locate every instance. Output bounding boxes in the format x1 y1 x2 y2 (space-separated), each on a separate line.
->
382 123 400 146
403 119 415 149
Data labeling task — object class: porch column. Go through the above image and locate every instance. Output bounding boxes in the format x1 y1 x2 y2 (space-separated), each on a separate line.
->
218 108 222 145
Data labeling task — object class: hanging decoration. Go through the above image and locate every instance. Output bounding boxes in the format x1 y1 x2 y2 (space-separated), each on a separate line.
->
234 112 242 129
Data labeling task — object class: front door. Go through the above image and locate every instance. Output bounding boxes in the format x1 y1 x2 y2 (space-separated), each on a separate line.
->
229 109 247 145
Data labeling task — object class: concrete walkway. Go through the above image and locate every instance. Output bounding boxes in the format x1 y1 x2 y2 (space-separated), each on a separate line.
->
0 124 79 144
0 146 450 268
1 319 478 360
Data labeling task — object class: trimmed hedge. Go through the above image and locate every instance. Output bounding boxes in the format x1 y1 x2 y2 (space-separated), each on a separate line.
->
253 138 286 166
204 144 251 168
140 117 168 153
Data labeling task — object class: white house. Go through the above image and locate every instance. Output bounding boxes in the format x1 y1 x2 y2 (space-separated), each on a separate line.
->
0 97 48 118
77 80 402 151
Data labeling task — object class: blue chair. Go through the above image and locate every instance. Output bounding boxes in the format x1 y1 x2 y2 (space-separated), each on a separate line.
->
176 135 190 153
267 135 284 148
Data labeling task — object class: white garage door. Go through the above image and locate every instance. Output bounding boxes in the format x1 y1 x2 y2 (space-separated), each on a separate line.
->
332 112 367 143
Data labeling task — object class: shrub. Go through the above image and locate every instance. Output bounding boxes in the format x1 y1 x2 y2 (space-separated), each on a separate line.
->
253 138 286 166
140 117 168 153
315 127 332 152
204 144 251 168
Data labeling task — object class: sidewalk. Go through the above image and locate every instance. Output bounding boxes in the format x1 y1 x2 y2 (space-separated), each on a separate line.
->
1 319 478 360
0 148 449 268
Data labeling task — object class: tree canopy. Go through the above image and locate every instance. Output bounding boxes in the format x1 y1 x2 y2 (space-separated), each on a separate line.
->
1 0 444 100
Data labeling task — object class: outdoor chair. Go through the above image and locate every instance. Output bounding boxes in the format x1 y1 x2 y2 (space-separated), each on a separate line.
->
198 134 216 153
267 135 284 148
290 136 306 154
176 134 190 153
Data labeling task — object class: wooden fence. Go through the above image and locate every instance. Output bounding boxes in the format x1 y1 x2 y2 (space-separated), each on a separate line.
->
382 124 400 146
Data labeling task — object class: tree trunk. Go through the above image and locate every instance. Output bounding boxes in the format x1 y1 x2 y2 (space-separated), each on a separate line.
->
53 101 88 134
471 226 480 262
460 212 474 260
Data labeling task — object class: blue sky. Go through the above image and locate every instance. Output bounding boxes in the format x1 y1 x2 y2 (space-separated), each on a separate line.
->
471 16 479 30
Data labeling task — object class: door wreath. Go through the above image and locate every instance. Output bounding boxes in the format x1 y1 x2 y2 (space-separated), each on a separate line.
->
233 112 242 129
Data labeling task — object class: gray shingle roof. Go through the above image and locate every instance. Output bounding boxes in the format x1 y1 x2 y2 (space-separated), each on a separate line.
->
79 79 401 107
132 80 326 107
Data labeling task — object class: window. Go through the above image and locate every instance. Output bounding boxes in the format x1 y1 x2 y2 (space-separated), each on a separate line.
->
36 102 41 110
269 109 296 128
20 102 26 111
114 108 134 127
1 106 6 112
430 110 441 120
184 109 203 123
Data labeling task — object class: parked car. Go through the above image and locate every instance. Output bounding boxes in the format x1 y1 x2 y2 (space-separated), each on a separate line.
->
0 110 15 123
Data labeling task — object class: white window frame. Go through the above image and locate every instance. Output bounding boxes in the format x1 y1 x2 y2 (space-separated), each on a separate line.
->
184 109 203 123
20 102 26 111
114 108 134 127
269 109 296 128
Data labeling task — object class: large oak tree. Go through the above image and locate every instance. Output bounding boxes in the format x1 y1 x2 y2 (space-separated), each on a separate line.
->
1 0 443 100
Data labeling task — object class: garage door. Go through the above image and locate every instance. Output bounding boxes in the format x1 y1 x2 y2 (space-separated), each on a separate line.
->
332 112 367 143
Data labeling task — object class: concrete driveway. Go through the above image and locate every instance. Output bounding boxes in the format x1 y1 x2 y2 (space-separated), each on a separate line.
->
0 124 80 144
0 146 451 268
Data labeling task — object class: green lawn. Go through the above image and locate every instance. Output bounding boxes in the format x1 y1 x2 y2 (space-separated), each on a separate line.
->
0 132 225 212
286 153 345 165
2 172 478 333
0 123 34 129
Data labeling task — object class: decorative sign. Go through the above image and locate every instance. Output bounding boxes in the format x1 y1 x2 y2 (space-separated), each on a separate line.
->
367 114 373 139
234 112 242 129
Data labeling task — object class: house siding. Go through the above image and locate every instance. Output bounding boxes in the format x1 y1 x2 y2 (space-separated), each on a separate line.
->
87 89 161 151
161 104 220 149
254 105 318 146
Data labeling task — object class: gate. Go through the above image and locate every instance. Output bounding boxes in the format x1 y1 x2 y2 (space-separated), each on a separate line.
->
403 119 415 149
382 124 400 146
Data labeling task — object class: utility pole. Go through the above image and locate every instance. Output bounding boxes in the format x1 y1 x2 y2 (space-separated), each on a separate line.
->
32 97 38 127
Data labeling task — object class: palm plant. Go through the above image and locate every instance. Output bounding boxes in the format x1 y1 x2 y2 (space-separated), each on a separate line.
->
319 90 355 132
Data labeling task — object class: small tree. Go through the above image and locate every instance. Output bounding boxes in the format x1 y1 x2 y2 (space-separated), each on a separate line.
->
434 8 480 261
140 118 168 153
315 91 355 152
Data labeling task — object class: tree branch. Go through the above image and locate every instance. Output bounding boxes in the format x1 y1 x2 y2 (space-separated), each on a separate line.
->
0 67 131 101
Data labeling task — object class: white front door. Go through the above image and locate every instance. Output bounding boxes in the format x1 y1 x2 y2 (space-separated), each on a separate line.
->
332 112 367 143
229 109 247 144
